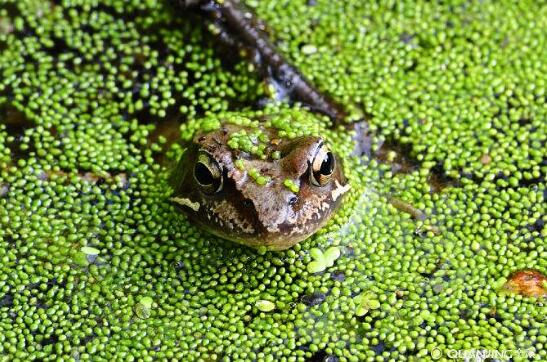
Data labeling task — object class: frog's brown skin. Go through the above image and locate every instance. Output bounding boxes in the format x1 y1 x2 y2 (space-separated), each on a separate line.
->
169 123 350 250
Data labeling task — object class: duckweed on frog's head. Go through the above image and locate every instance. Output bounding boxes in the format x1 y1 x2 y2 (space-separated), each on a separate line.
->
170 111 350 250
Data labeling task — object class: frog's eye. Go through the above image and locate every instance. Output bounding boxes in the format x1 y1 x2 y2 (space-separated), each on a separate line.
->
310 143 336 187
194 151 223 194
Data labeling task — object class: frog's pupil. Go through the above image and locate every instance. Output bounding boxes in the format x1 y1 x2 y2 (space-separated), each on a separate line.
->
195 162 215 186
320 152 335 175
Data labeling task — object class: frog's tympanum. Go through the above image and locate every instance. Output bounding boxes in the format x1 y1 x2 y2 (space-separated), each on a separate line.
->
170 118 350 250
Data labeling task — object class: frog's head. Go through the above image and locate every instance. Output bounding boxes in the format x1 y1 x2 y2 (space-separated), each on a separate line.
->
170 121 349 250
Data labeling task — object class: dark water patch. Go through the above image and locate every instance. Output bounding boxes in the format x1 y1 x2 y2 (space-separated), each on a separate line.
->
0 2 20 18
404 59 418 72
45 35 73 59
356 308 382 326
202 24 249 72
300 292 326 307
1 103 33 129
0 103 35 161
26 277 66 291
428 162 459 193
486 170 545 191
371 341 385 354
242 310 258 327
36 298 49 309
374 138 420 175
400 32 415 45
459 308 472 321
0 183 8 197
79 333 96 346
451 165 542 192
458 168 483 184
518 175 544 188
526 218 545 233
0 293 14 308
306 350 338 362
486 308 503 323
40 334 59 347
518 117 532 126
418 258 446 279
331 270 345 282
344 246 355 258
351 121 373 158
172 260 186 272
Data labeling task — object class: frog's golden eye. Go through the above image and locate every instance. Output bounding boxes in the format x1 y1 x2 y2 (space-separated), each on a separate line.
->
310 143 336 187
194 151 223 194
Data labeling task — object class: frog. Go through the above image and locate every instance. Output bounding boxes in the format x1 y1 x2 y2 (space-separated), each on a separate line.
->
168 0 357 250
169 112 351 250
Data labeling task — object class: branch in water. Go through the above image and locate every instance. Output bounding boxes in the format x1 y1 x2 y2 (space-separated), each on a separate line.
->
174 0 347 126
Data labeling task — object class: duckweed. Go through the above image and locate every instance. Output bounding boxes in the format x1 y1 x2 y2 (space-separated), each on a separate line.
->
255 300 276 312
354 292 381 317
0 0 545 361
307 247 342 274
283 178 300 193
81 247 100 256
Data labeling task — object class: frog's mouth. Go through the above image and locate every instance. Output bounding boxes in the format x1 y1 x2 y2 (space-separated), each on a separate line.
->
171 181 349 251
170 196 200 212
184 176 349 251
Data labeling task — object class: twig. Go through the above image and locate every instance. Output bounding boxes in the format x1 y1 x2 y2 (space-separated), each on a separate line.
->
174 0 347 126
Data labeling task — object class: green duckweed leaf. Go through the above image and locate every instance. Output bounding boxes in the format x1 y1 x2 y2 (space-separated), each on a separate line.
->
139 297 153 309
323 247 341 267
307 247 341 273
307 260 326 274
493 277 508 290
309 248 324 260
81 246 100 255
134 303 151 319
255 300 275 312
73 252 89 266
354 292 380 316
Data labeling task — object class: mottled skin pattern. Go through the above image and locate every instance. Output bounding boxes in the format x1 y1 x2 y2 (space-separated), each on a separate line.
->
170 122 349 250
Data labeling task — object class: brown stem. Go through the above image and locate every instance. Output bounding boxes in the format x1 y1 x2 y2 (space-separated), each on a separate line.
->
175 0 347 126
